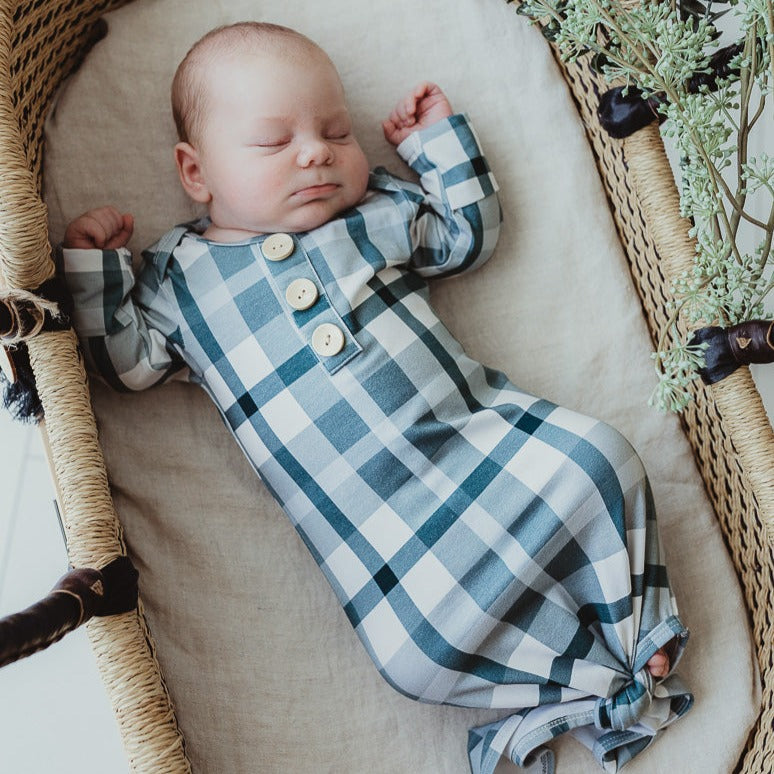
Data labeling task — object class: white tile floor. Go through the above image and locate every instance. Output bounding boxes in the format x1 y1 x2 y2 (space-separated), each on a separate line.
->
0 412 126 773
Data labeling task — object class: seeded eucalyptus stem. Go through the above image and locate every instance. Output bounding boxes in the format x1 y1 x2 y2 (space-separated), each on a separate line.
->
768 0 774 84
514 0 774 411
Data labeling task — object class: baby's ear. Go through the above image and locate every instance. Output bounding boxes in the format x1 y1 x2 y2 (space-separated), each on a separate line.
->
174 142 211 203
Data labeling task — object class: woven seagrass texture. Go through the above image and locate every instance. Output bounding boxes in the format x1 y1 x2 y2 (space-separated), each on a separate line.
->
1 0 773 771
550 48 774 774
0 0 191 770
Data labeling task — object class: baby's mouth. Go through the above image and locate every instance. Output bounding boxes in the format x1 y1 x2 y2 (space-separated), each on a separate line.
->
293 183 340 198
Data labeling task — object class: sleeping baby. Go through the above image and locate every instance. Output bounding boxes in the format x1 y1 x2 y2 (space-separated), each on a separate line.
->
60 21 691 774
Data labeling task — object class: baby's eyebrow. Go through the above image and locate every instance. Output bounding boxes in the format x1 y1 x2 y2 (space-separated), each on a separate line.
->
319 110 352 129
251 117 290 128
249 109 352 134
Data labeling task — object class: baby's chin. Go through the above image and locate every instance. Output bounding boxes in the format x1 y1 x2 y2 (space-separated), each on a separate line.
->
280 198 366 234
220 185 369 237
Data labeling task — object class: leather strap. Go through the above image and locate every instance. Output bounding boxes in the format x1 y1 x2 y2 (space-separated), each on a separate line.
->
0 556 139 669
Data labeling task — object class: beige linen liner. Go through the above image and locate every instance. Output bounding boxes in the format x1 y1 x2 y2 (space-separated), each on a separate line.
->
1 0 772 771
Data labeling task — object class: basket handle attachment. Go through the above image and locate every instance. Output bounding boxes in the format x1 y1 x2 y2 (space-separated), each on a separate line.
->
597 41 744 138
0 278 72 343
690 319 774 384
0 277 73 423
0 556 139 668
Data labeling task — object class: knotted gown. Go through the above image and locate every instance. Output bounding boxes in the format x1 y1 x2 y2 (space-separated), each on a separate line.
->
60 114 692 773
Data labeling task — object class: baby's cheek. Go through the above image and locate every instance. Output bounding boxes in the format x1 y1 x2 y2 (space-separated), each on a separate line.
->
348 150 371 203
260 167 289 205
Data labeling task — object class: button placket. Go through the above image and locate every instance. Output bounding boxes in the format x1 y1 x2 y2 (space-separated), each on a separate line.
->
259 233 362 373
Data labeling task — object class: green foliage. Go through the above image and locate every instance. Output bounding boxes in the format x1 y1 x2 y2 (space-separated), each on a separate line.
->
649 339 709 411
512 0 774 411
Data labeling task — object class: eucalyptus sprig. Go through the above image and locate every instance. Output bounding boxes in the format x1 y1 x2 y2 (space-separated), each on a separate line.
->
512 0 774 411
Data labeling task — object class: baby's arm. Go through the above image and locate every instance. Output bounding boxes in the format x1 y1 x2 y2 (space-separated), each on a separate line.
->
60 208 189 391
63 206 134 250
379 84 502 279
382 82 453 146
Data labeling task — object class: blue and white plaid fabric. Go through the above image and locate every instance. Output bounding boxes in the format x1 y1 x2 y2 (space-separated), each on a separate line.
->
61 114 691 773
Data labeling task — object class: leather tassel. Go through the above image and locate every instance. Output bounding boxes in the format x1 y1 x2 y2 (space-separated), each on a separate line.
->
0 344 42 423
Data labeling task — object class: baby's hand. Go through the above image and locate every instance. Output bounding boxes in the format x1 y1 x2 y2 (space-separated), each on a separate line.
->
382 82 454 146
63 206 134 250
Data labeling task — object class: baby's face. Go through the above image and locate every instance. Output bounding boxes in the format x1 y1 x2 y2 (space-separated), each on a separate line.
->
192 50 370 239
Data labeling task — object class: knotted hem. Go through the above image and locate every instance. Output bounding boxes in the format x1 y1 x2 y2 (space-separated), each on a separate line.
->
468 617 692 774
596 617 690 731
629 616 689 677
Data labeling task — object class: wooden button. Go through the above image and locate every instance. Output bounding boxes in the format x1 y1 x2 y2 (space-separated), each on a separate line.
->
311 323 345 357
261 233 294 261
285 278 319 311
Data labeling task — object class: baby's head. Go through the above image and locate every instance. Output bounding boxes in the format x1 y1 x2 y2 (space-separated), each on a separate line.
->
172 22 370 241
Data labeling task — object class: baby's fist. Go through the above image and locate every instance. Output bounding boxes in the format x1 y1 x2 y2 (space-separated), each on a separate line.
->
382 82 453 146
63 206 134 250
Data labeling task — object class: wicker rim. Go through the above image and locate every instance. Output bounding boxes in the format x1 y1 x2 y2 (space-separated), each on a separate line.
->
0 0 191 771
0 0 772 771
550 46 774 773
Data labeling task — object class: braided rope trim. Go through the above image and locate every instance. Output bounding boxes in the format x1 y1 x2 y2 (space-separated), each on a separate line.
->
0 287 62 344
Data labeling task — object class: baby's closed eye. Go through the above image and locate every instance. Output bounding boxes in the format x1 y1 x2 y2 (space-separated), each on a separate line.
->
251 137 291 148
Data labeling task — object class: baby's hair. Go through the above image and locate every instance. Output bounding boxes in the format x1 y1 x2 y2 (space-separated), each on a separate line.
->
171 21 324 145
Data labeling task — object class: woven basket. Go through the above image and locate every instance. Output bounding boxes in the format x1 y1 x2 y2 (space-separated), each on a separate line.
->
1 0 772 771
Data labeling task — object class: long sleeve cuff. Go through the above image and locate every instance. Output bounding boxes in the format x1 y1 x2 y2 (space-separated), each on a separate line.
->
59 246 135 337
396 113 499 211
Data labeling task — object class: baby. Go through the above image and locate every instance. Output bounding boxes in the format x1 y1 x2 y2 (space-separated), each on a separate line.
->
61 22 690 774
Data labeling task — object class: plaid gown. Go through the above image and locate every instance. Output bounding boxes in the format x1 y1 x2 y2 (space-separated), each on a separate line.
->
61 115 692 773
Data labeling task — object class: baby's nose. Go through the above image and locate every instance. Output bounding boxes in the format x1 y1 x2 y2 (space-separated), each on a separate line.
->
297 139 334 167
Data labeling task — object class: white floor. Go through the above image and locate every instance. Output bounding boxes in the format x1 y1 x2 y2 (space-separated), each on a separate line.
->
0 413 126 773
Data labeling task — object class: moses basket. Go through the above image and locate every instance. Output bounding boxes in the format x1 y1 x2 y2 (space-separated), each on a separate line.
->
1 0 773 771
